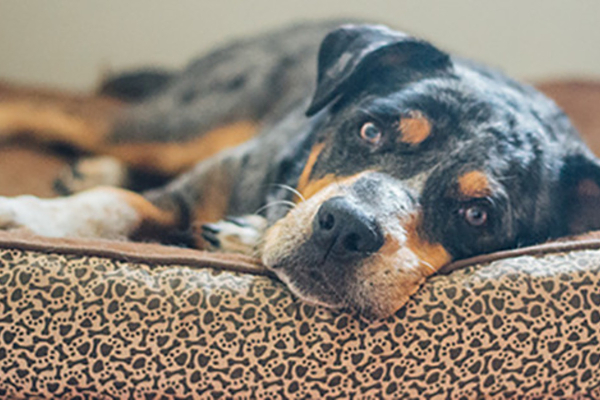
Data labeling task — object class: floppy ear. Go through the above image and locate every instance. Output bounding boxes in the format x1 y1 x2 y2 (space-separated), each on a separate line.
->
561 152 600 234
306 24 451 116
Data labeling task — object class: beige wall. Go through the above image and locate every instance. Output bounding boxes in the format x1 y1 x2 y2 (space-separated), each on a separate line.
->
1 0 599 91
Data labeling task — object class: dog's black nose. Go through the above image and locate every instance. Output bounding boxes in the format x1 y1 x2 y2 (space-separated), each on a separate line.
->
312 197 384 258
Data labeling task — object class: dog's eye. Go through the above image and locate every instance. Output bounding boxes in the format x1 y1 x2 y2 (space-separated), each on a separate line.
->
460 204 488 227
360 122 383 145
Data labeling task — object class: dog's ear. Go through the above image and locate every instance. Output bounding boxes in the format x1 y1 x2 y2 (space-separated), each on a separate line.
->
561 152 600 234
99 69 173 102
306 24 451 116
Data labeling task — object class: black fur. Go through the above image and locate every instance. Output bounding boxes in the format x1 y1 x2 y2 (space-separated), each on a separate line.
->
99 69 174 102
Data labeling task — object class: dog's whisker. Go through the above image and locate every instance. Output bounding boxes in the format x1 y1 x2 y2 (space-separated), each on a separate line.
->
254 200 297 216
270 183 306 203
420 259 437 275
496 174 518 182
332 175 345 194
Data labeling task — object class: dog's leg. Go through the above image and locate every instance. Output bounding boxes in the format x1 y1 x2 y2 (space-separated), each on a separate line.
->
0 81 259 178
0 144 253 246
0 82 140 194
0 81 124 150
0 187 179 241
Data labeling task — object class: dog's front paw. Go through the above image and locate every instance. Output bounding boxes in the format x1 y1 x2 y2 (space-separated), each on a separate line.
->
201 215 267 255
0 190 141 240
0 195 59 235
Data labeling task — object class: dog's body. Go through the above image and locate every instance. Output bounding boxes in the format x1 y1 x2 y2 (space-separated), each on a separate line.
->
1 21 600 318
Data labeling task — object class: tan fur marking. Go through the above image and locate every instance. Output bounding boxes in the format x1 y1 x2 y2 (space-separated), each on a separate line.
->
296 148 374 203
302 171 376 202
398 110 431 145
298 174 339 202
296 142 326 198
354 256 427 319
192 175 233 226
349 216 450 318
457 171 492 198
380 234 401 256
106 187 178 229
405 215 452 276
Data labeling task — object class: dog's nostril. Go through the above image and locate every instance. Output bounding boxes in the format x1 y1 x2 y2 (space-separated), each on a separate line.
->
319 212 335 231
342 233 361 252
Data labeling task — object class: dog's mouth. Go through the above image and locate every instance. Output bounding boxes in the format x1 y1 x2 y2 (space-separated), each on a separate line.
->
261 172 451 319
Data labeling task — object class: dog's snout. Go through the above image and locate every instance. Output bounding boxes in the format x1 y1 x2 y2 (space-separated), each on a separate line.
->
312 197 384 257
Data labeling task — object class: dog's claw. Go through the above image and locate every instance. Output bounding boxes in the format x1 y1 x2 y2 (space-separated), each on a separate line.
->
223 216 244 227
201 223 221 234
200 230 221 248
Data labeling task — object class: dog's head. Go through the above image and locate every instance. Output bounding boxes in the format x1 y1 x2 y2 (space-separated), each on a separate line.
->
262 24 600 319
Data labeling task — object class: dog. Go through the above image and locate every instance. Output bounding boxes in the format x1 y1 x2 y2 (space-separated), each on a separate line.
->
0 21 599 319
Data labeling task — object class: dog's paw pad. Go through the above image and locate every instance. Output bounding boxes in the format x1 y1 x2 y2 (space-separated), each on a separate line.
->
54 156 128 195
200 215 267 255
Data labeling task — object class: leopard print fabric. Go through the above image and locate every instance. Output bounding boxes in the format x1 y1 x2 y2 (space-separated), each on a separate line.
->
1 244 600 399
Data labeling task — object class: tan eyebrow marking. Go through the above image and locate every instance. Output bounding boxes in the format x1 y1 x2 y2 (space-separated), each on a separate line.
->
398 110 431 145
457 171 492 198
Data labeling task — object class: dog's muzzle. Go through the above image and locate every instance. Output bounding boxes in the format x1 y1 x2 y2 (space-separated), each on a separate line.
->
261 172 450 319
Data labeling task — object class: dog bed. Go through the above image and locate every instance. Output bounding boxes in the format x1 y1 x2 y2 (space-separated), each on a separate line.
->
0 80 600 399
1 230 600 399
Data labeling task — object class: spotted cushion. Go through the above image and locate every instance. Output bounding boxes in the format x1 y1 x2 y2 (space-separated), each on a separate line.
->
1 231 600 399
